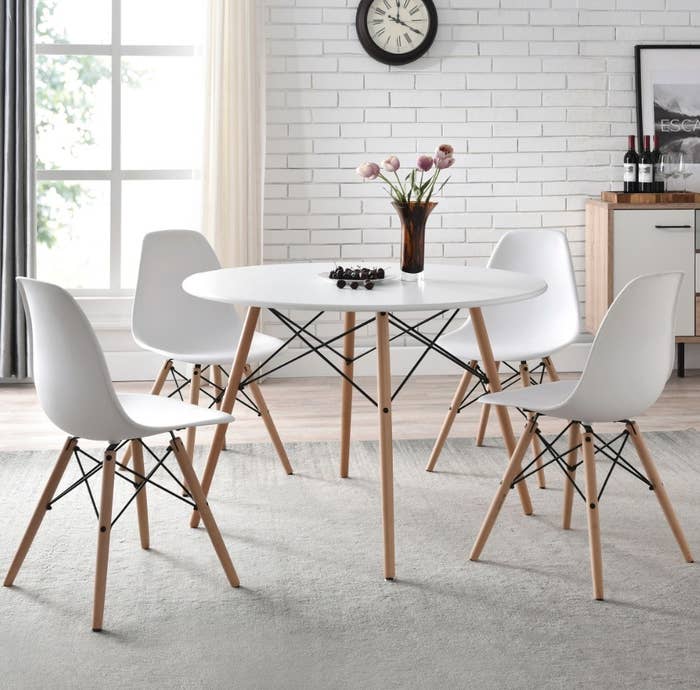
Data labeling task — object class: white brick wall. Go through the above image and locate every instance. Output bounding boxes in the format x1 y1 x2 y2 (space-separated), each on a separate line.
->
262 0 699 353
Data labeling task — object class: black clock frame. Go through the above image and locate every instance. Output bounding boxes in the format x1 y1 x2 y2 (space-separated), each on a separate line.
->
355 0 438 66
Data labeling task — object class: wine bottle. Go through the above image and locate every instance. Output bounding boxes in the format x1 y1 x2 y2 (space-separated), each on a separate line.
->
651 133 664 192
623 134 639 193
638 134 653 193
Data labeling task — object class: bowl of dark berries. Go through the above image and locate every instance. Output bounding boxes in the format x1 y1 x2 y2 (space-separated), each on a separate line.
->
324 265 390 290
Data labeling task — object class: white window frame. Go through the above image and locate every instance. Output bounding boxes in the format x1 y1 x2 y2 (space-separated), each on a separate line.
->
35 0 197 306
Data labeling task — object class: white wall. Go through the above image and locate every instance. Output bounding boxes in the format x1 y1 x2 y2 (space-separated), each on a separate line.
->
261 0 699 372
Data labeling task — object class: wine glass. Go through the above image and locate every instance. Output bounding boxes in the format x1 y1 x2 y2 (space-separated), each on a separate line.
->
655 152 674 192
676 151 693 192
660 151 681 192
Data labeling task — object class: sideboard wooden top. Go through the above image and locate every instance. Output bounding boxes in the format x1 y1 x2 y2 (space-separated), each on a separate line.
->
586 198 700 210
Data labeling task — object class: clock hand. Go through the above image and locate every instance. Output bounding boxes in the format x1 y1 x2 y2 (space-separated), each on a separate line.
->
389 16 424 35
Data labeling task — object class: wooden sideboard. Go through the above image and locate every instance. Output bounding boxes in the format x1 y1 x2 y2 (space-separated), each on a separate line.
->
585 199 700 376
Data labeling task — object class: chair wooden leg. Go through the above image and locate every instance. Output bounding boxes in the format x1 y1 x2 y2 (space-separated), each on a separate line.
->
192 307 259 529
340 311 356 478
519 362 546 489
582 428 604 601
626 422 694 563
244 364 293 475
376 312 396 580
92 446 117 631
212 365 223 410
213 365 228 450
185 363 202 467
543 356 559 382
130 440 150 550
562 422 581 530
426 360 477 472
122 359 172 469
171 437 239 587
470 419 537 561
4 437 78 587
475 361 498 447
475 403 491 447
470 307 533 516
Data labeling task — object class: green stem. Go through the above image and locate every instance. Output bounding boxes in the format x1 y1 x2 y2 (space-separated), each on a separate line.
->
425 168 441 204
393 170 407 203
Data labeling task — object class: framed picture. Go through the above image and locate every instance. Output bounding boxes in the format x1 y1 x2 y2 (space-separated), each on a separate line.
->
635 45 700 190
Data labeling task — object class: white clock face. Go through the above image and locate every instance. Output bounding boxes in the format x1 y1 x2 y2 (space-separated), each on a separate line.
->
367 0 431 55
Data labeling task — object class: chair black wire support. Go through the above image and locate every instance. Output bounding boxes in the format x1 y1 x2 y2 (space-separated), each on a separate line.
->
166 363 261 416
237 308 486 408
455 359 548 414
46 438 198 526
508 412 653 503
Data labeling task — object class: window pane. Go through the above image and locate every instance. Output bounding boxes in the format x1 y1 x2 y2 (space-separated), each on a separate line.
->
122 0 202 45
36 181 110 289
35 0 111 45
121 56 202 170
121 179 200 288
35 55 111 170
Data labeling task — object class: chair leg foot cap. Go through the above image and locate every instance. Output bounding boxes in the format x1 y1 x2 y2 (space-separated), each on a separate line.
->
384 577 394 581
92 627 102 633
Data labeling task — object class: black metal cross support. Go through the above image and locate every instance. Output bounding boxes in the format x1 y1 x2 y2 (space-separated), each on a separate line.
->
165 363 261 416
242 307 483 408
509 417 653 504
46 440 197 524
455 358 547 414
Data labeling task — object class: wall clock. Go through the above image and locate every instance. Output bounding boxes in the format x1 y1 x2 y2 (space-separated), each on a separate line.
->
355 0 438 66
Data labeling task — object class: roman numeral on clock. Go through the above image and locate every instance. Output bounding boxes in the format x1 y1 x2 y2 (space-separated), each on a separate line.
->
375 7 386 15
409 6 420 15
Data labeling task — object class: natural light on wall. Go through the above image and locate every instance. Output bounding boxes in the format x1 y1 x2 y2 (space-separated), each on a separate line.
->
34 0 203 292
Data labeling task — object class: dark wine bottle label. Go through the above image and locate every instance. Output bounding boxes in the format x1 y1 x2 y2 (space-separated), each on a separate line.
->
639 163 652 183
623 163 637 182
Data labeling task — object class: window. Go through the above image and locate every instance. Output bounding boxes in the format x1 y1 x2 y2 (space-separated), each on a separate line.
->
35 0 203 294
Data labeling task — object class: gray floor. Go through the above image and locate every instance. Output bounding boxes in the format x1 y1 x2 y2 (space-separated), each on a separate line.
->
1 431 699 689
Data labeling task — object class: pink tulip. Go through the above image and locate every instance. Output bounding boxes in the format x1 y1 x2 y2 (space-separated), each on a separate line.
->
434 143 454 160
416 154 433 172
382 155 400 173
435 155 456 169
356 162 380 180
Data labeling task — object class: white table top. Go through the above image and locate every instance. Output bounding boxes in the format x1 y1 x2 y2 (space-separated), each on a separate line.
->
183 262 547 313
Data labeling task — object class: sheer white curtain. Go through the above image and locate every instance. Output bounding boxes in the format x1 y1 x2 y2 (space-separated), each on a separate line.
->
200 0 265 268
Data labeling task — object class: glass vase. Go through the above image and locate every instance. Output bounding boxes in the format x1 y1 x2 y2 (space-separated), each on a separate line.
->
393 201 437 282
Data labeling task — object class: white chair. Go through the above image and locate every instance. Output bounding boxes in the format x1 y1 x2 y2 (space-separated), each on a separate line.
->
469 272 693 600
127 229 292 475
426 229 580 488
4 278 240 631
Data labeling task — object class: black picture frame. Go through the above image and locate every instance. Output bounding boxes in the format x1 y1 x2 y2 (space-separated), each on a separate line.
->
635 44 700 152
355 0 438 66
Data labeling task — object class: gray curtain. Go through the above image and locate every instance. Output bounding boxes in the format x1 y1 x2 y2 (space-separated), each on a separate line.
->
0 0 34 379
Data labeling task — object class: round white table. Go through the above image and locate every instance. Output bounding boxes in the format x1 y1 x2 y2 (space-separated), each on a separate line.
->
183 262 547 579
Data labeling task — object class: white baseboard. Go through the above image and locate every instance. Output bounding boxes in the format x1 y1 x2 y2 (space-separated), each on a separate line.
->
104 341 594 381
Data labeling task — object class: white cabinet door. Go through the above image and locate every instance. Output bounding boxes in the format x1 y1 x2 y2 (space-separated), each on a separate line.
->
613 209 695 336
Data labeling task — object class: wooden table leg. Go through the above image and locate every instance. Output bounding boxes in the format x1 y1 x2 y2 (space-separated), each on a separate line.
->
376 312 395 580
518 361 546 489
340 311 356 478
469 307 533 516
190 306 260 529
426 360 477 472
